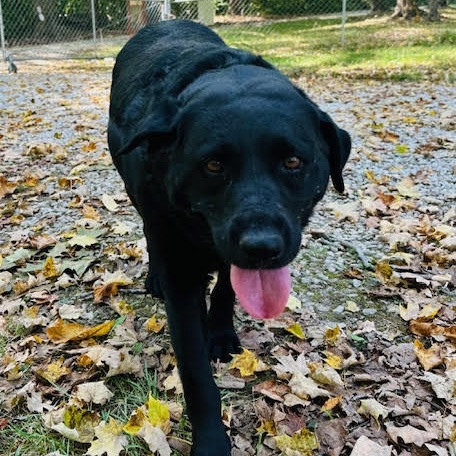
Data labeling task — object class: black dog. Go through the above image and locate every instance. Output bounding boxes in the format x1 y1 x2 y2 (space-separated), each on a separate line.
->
108 19 350 455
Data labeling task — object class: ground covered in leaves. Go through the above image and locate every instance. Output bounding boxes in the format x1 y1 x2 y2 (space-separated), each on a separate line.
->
0 63 455 456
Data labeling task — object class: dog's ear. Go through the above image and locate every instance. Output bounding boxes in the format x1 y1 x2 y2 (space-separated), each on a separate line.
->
114 103 178 156
317 110 351 193
293 86 351 193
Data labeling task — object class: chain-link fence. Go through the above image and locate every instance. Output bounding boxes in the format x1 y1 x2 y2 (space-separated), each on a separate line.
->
0 0 397 64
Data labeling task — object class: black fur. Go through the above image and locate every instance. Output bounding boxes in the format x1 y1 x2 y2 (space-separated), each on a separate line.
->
108 19 350 455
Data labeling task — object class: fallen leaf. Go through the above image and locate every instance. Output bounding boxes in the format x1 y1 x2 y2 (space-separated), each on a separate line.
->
275 428 319 456
101 194 119 212
286 322 305 339
327 202 360 223
350 435 392 456
357 398 390 424
145 315 166 333
86 418 128 456
93 270 133 303
413 340 443 371
35 357 70 383
321 395 343 412
386 424 439 446
230 348 259 377
73 381 114 405
396 177 420 198
288 372 330 399
46 319 114 343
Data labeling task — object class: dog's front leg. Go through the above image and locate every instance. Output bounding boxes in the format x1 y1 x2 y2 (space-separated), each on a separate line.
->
161 275 231 456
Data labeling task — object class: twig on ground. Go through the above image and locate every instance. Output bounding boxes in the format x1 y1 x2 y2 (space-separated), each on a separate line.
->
309 230 374 271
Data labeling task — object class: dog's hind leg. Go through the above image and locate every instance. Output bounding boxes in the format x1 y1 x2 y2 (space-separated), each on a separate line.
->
208 265 241 362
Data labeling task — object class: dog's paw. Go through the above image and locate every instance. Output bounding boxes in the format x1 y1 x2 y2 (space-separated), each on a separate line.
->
145 272 164 299
208 327 241 363
191 430 231 456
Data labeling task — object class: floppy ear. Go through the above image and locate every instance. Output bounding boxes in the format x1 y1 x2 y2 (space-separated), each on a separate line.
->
114 103 178 156
318 110 351 193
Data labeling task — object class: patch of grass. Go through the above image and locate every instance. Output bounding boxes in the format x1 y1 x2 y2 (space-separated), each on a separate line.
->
215 10 456 77
0 367 188 456
85 11 455 79
0 413 80 456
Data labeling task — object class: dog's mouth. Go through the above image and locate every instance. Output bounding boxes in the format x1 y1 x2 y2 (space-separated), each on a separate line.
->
230 265 291 319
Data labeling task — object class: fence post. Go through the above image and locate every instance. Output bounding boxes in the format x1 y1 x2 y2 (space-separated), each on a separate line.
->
90 0 97 47
0 0 6 60
341 0 347 46
163 0 171 20
198 0 215 25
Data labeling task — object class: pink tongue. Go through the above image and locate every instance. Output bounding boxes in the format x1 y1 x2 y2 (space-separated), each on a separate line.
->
230 265 291 319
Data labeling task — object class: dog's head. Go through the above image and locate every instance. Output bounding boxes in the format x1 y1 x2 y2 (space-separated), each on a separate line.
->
118 65 350 317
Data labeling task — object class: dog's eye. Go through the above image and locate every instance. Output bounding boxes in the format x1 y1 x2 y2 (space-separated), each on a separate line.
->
283 156 302 170
206 159 224 173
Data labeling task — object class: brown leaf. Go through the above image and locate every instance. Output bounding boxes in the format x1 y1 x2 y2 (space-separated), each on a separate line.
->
413 340 443 371
253 380 291 402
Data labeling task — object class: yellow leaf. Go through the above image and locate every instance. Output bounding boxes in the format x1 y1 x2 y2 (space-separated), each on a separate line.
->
286 322 305 339
146 395 170 430
403 116 417 124
308 362 343 386
324 326 341 345
70 164 89 175
275 428 319 455
82 204 101 221
395 144 409 154
323 352 343 370
46 318 114 344
327 202 359 223
413 339 443 371
145 315 166 333
87 418 128 456
230 348 259 377
123 407 146 435
321 395 343 412
0 175 17 199
42 256 59 278
36 357 70 383
257 419 278 436
61 405 100 443
418 303 441 320
58 177 83 189
375 261 393 283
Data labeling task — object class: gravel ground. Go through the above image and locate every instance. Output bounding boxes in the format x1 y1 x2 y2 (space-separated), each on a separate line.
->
0 65 455 455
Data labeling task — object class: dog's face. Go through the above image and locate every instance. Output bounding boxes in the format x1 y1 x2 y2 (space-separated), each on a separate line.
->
119 67 350 271
165 71 350 271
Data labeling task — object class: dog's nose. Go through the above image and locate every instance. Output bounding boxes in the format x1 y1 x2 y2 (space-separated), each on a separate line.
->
239 231 283 261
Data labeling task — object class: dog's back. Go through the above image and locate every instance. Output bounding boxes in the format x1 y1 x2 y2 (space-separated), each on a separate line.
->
109 20 273 136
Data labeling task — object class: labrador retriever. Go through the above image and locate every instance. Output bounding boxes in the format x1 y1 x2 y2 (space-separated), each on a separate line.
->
108 19 350 455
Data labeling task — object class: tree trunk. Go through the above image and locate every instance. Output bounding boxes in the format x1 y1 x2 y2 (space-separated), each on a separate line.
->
391 0 419 19
428 0 440 21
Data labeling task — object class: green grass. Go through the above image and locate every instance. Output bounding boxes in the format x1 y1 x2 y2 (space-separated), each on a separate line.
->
214 10 456 77
0 368 189 456
87 10 456 79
